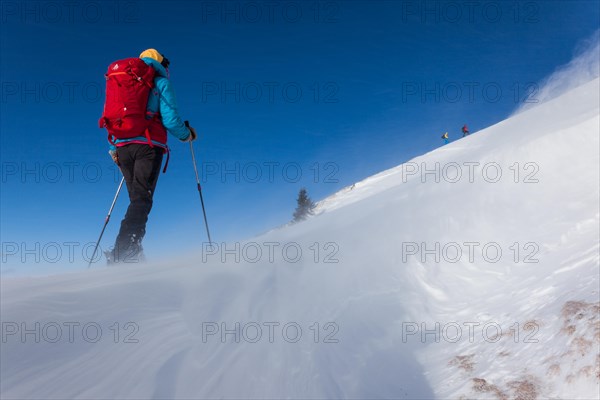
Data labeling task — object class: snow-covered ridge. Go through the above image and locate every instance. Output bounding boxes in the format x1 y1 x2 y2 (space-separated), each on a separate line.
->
315 78 600 216
1 79 599 399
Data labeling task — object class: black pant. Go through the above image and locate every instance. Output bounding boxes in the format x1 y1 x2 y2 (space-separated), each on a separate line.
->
113 144 163 260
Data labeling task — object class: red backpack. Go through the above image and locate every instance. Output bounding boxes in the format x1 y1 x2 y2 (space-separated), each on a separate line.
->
99 58 158 144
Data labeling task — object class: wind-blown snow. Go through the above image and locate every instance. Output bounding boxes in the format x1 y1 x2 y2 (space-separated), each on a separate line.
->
1 79 599 399
514 30 600 114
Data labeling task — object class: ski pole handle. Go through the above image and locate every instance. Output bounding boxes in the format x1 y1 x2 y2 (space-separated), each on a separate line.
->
184 120 194 141
185 120 201 145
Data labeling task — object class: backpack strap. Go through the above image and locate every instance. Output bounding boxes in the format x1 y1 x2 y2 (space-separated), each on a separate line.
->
162 146 170 173
142 127 171 174
143 128 155 148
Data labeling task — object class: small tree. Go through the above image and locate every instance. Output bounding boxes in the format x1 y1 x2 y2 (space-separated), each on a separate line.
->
293 187 315 222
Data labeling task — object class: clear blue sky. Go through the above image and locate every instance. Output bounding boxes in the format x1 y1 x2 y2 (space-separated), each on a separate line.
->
1 0 599 274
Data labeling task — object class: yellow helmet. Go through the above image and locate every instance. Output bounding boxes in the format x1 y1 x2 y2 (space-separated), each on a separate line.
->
139 49 170 69
139 49 163 63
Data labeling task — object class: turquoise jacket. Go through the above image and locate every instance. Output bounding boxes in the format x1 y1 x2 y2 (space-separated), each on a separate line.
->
109 57 191 151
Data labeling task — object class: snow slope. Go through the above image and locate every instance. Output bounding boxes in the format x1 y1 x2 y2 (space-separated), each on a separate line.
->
1 79 599 399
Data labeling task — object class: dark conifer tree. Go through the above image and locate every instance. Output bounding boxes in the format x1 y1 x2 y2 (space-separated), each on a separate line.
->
293 188 315 222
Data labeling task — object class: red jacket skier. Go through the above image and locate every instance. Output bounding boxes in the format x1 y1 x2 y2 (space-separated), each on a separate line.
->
462 124 470 137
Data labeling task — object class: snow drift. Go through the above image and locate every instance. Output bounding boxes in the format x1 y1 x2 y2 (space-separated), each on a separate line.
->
1 78 599 399
514 29 599 114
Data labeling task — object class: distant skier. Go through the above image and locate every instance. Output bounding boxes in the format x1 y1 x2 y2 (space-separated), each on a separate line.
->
441 132 449 144
462 124 470 137
99 49 198 264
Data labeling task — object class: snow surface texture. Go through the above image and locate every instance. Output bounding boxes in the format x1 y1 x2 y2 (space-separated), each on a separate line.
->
1 79 599 399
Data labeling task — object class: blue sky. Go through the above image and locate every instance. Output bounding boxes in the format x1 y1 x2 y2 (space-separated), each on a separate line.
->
1 0 599 274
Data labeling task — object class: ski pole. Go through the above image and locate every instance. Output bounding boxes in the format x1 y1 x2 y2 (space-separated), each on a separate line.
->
88 176 125 268
186 121 213 245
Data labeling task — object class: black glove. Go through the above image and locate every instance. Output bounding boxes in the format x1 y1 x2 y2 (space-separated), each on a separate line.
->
109 149 119 166
184 126 197 142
